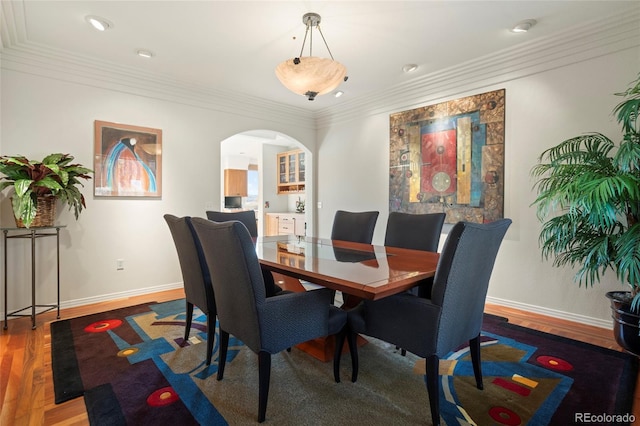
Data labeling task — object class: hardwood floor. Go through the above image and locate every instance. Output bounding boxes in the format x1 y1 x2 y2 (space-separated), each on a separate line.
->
1 288 638 425
1 288 183 426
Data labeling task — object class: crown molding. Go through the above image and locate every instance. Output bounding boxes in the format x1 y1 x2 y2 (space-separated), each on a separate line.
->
0 45 316 128
0 0 23 49
315 8 640 128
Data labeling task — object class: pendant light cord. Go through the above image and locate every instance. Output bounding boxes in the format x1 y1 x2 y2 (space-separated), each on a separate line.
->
316 24 336 60
297 21 336 60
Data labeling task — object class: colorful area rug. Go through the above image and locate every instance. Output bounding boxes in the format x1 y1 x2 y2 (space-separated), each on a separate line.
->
50 299 638 425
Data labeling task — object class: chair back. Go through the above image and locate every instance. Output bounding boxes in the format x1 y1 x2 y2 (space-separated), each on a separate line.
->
191 218 266 352
163 214 215 315
206 210 258 238
431 218 511 356
384 212 446 252
331 210 379 244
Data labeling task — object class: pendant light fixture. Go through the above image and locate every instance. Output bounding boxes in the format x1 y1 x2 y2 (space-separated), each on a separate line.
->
275 13 347 101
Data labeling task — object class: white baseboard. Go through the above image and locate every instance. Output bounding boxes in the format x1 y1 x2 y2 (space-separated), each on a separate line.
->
486 296 613 330
2 282 184 321
57 282 184 310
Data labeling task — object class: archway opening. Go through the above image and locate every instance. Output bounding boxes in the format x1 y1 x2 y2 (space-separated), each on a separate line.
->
219 130 312 237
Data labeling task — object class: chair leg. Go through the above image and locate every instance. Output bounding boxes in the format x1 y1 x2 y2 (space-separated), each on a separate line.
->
394 345 408 356
205 314 215 365
425 355 440 426
347 329 359 383
333 329 347 383
258 351 271 423
217 331 229 381
184 302 194 342
469 334 483 390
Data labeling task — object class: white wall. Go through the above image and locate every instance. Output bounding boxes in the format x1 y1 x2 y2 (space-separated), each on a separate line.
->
222 154 253 170
0 69 314 311
315 47 640 327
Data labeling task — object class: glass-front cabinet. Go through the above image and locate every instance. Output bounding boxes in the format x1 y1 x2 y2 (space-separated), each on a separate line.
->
278 155 288 184
288 152 297 184
277 149 305 194
298 152 305 183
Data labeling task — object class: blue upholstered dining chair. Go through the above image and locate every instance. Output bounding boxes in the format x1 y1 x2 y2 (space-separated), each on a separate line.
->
205 209 287 297
384 212 447 355
384 212 445 253
206 209 258 237
330 209 380 306
164 214 217 365
190 218 349 423
331 210 379 244
337 218 512 426
384 211 446 299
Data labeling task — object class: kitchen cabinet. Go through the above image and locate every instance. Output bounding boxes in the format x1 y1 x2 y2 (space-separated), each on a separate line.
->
265 213 305 236
277 149 305 194
265 214 279 236
224 169 247 197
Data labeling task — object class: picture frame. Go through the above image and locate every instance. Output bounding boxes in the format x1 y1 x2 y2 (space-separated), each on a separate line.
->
94 120 162 198
389 89 505 224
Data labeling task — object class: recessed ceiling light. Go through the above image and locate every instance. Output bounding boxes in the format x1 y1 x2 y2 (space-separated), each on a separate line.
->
511 19 537 33
85 15 112 32
334 91 344 98
402 64 418 73
136 50 154 58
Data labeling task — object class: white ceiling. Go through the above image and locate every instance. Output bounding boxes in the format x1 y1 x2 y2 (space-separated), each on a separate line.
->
2 0 638 113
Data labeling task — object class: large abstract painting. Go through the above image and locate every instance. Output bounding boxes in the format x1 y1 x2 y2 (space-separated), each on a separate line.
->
389 89 505 223
94 120 162 197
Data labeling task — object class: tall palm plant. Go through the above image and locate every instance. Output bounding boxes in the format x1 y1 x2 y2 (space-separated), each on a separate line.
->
531 73 640 312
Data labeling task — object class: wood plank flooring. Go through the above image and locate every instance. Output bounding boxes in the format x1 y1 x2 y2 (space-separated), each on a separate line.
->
1 288 638 425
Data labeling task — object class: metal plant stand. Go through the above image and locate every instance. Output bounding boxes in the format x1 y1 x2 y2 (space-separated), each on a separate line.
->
3 225 64 330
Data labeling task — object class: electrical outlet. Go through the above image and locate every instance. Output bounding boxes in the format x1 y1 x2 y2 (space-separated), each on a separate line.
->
116 259 124 270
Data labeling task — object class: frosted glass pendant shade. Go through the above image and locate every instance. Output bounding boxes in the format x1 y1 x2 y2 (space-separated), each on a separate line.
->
275 56 347 100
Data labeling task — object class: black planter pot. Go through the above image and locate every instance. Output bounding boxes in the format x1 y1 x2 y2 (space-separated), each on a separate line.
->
606 291 640 356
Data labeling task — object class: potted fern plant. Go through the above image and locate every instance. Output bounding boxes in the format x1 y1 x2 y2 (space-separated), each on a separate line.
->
531 74 640 355
0 153 93 228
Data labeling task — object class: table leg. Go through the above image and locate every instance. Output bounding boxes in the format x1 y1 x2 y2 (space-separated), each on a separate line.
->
31 229 36 330
56 227 60 319
3 230 7 330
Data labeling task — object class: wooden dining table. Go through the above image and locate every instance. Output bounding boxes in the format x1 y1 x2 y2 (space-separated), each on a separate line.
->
255 235 440 361
256 234 440 300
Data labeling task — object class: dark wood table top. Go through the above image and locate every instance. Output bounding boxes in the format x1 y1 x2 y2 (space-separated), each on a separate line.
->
256 235 439 300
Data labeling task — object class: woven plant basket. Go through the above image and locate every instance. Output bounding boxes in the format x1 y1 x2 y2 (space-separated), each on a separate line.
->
12 196 57 228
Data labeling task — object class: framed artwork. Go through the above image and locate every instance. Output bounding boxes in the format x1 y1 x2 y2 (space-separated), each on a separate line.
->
389 89 505 224
94 120 162 197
